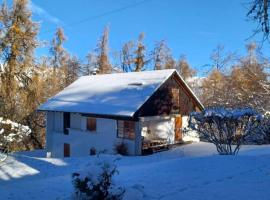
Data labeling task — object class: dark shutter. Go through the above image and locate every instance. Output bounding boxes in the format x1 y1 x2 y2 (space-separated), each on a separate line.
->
64 143 70 157
63 112 70 135
87 117 96 131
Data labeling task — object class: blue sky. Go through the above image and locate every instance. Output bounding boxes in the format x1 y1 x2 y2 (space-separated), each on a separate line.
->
28 0 269 73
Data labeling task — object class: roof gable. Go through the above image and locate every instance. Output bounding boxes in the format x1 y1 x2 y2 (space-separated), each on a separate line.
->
38 69 204 117
38 69 176 117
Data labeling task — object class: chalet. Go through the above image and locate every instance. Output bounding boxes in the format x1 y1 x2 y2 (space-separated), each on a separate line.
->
38 69 203 157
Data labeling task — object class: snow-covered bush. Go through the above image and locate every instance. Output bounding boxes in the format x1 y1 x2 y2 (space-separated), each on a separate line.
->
251 112 270 144
188 108 261 155
0 117 31 151
72 158 125 200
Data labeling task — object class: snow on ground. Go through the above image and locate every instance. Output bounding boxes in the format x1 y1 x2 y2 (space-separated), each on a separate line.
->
0 142 270 200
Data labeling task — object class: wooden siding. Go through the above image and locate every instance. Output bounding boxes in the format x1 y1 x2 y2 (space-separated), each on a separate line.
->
135 74 201 118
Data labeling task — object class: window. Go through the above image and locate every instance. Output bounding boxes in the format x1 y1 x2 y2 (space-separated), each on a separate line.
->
87 117 96 132
63 112 70 135
117 120 135 140
172 88 180 109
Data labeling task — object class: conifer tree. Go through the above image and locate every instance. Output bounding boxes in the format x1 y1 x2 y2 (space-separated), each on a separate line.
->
176 55 196 81
153 40 171 70
65 56 80 85
96 26 111 74
0 0 38 120
201 43 270 112
49 27 69 91
119 41 134 72
134 33 147 72
230 43 270 112
201 69 227 107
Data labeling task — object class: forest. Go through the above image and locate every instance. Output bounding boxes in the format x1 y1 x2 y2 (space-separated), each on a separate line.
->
0 0 269 151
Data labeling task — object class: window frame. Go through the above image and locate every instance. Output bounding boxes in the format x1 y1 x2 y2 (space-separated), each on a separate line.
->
117 120 135 140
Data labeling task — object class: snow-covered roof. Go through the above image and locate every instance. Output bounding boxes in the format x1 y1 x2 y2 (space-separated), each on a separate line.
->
38 69 203 117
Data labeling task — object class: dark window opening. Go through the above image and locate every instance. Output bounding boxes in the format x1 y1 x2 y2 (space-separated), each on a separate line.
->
63 112 70 135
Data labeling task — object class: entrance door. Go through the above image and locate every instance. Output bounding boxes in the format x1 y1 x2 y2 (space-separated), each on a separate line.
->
64 143 70 157
174 115 182 141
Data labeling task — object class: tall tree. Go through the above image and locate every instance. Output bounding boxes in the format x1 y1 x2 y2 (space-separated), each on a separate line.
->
247 0 270 41
134 33 147 72
118 33 150 72
153 40 171 70
164 55 177 69
0 0 38 120
119 41 134 72
0 0 47 150
201 69 228 107
65 56 80 85
96 26 111 74
49 27 69 91
209 45 236 72
230 43 270 112
202 43 270 112
50 28 68 71
176 55 196 81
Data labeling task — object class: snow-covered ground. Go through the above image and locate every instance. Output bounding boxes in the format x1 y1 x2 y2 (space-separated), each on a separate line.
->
0 142 270 200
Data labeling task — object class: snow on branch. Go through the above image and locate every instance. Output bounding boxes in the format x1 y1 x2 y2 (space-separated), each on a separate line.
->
187 107 262 155
72 156 125 200
0 117 31 149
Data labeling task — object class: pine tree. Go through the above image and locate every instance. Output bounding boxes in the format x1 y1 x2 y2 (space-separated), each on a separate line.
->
0 0 38 120
134 33 147 72
50 28 67 70
0 0 47 150
210 45 236 72
201 43 270 112
164 56 176 69
119 41 134 72
65 56 80 85
96 26 111 74
201 69 228 107
176 55 196 81
153 40 171 70
230 43 270 112
49 27 69 91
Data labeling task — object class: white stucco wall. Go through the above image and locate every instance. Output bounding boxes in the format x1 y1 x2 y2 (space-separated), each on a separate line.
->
182 116 200 142
140 115 200 144
141 116 175 144
46 112 137 157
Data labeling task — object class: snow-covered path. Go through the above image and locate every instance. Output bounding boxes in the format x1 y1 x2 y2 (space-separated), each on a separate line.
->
0 142 270 200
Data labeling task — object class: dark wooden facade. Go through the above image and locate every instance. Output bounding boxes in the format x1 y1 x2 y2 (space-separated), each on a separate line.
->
134 72 203 118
